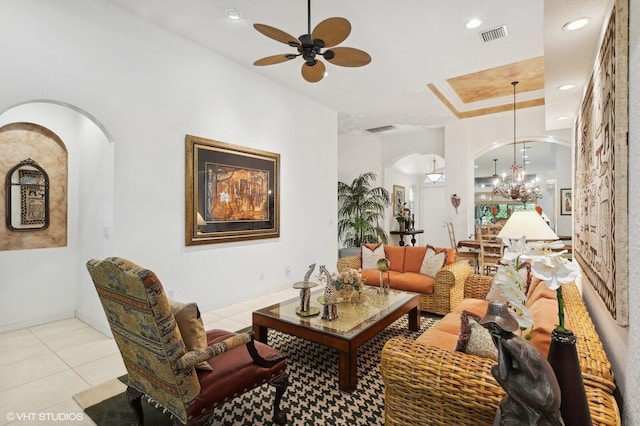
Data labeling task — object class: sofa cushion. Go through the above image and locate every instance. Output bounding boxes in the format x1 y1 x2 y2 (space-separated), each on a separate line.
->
452 297 490 317
415 328 458 351
430 246 456 265
455 310 480 351
526 277 557 308
419 247 446 277
362 243 385 269
435 311 466 335
387 271 435 294
169 299 213 371
403 246 427 273
384 245 406 272
522 296 559 357
362 269 392 287
455 311 498 360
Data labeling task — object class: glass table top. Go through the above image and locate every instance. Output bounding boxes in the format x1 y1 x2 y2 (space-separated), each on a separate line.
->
253 287 418 339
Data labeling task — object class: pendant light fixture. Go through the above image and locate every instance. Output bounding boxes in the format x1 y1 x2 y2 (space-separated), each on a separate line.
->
492 82 542 203
492 158 500 181
424 154 444 183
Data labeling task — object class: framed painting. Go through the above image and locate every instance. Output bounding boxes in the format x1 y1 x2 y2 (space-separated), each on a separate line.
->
185 135 280 245
560 188 572 216
392 185 405 216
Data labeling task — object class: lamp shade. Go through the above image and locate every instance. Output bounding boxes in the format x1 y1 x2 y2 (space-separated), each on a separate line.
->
424 172 444 183
497 210 558 241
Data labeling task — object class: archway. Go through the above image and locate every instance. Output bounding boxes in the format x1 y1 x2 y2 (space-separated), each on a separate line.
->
0 101 114 333
473 137 572 236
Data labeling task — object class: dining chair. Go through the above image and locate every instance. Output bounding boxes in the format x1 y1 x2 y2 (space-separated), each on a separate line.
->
446 222 479 273
476 225 503 276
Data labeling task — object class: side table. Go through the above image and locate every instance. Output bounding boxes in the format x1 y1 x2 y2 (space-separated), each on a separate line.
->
390 229 424 246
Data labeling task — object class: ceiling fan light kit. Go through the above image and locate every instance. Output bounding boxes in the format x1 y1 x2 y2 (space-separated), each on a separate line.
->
253 0 371 82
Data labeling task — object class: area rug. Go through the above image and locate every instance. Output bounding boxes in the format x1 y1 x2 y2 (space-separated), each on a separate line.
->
74 314 439 425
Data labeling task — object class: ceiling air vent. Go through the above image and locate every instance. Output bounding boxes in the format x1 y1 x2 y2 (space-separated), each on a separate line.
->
366 125 396 134
480 25 508 43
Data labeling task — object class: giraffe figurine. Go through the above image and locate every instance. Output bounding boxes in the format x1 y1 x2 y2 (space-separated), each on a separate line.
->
293 263 319 317
320 265 338 320
299 263 315 312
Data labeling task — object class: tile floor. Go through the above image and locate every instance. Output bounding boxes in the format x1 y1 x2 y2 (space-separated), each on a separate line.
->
0 287 298 426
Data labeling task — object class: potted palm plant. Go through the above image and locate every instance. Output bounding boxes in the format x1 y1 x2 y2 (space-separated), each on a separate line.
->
338 172 390 257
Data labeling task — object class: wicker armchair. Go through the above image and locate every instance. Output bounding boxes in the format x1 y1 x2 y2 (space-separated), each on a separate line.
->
337 255 471 315
380 274 620 426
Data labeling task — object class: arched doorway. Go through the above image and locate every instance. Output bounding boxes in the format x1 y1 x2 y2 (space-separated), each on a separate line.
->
0 101 114 333
473 138 572 236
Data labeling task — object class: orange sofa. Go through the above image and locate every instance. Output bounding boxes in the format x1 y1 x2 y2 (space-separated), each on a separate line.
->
337 244 471 315
380 273 620 426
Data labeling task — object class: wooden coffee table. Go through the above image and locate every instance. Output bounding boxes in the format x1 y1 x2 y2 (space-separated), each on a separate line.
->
252 287 420 393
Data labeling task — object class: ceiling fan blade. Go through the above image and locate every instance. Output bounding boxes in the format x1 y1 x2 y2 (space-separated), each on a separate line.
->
311 17 351 47
301 60 326 83
253 54 297 66
254 23 300 46
326 47 371 67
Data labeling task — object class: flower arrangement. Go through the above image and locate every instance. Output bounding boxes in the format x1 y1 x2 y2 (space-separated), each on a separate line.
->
334 268 364 291
395 202 410 223
494 237 578 334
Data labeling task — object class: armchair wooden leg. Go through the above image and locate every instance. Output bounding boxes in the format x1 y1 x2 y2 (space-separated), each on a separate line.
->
271 371 289 425
125 386 144 426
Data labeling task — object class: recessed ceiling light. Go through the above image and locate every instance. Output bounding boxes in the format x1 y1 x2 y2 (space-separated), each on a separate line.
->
225 8 243 20
563 17 589 31
556 115 570 120
557 84 575 91
466 18 482 29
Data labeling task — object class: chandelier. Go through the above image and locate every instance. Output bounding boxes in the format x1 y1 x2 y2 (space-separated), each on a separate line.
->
492 81 542 203
424 154 444 183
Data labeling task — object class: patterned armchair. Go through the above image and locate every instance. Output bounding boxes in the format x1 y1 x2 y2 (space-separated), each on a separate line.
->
86 257 288 425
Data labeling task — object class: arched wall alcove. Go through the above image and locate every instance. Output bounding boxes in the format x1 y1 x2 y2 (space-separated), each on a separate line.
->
0 101 114 333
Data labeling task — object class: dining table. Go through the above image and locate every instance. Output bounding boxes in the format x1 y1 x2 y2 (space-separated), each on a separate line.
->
457 239 502 252
457 239 572 254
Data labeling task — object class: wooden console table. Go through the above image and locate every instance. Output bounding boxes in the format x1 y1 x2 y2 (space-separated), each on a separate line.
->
390 229 424 246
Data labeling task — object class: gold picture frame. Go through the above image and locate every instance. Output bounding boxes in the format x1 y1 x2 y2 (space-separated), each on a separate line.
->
185 135 280 245
392 185 405 216
560 188 572 216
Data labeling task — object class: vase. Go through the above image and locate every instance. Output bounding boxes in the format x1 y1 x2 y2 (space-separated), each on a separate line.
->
399 222 406 232
546 329 592 425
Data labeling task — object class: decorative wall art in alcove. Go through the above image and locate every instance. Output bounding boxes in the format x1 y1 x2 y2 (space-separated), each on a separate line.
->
0 122 68 251
6 158 49 231
185 134 280 245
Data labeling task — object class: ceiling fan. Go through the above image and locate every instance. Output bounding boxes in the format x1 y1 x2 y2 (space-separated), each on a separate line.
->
253 0 371 83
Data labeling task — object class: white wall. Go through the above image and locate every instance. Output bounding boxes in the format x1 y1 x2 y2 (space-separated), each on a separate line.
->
0 0 337 333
